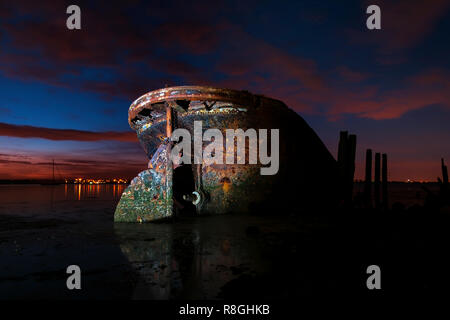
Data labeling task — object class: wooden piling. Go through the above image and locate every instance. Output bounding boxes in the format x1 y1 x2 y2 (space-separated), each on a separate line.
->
374 153 381 210
442 158 449 197
442 158 449 185
338 131 357 207
382 153 388 210
364 149 372 208
338 131 348 167
347 134 357 205
338 131 348 204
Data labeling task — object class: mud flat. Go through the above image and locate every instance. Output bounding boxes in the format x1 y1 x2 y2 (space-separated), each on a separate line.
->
0 194 335 299
1 183 450 298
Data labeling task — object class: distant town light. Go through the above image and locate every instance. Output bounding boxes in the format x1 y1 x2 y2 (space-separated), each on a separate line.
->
68 178 128 184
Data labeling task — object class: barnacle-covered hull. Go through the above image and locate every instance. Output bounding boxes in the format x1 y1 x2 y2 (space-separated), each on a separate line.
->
115 86 339 222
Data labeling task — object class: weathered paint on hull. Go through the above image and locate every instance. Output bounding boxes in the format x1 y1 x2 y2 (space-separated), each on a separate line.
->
115 86 339 222
115 140 173 222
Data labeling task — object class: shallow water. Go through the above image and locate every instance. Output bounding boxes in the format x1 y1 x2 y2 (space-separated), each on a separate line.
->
0 184 320 299
1 183 444 299
0 184 131 299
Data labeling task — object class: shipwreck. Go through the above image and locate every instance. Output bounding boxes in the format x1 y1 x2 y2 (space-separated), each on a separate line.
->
114 86 339 222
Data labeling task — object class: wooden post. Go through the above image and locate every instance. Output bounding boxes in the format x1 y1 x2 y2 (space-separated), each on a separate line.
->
382 153 388 211
338 131 357 207
364 149 372 208
442 158 449 185
442 158 449 197
347 134 357 206
338 131 348 205
338 131 348 167
374 153 381 210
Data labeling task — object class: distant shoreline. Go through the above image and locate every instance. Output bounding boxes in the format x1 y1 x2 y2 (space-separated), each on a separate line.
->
0 180 132 185
0 180 439 185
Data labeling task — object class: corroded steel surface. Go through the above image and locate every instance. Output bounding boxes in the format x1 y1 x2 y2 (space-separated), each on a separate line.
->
115 85 339 222
128 86 269 129
115 140 173 222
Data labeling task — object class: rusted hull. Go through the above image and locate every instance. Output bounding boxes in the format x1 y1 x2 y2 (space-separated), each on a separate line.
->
115 139 173 222
115 86 338 222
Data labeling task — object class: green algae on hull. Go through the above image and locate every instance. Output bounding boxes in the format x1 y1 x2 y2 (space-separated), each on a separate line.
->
114 143 173 222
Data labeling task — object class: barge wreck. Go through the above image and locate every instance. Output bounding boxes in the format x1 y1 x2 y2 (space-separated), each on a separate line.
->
114 86 339 222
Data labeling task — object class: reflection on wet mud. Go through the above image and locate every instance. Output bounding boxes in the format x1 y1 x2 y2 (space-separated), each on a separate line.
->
115 216 280 299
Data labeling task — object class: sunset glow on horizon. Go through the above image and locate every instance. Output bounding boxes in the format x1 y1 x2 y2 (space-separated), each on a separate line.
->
1 0 449 182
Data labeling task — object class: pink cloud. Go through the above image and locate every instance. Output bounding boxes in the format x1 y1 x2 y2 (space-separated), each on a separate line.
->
0 122 137 142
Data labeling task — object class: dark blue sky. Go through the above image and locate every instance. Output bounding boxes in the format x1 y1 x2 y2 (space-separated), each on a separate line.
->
0 0 449 180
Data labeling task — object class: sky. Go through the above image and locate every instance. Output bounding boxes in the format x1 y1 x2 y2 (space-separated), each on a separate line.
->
0 0 449 181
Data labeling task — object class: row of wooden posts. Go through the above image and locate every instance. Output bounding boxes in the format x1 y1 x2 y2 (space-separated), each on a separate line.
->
364 149 389 210
338 130 449 209
338 131 388 209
